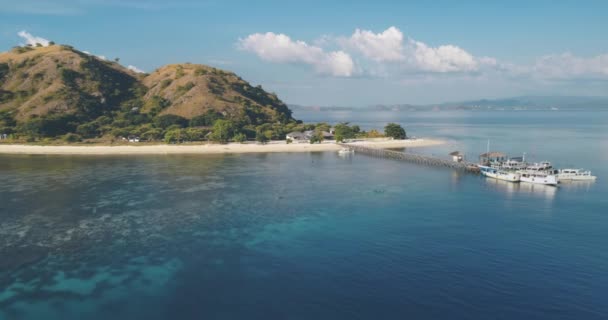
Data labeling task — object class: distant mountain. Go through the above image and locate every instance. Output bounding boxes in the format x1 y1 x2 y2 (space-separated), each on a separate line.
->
290 96 608 112
436 96 608 110
0 44 294 140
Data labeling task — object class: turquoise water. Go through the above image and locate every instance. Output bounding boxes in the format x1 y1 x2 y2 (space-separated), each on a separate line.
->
1 110 607 319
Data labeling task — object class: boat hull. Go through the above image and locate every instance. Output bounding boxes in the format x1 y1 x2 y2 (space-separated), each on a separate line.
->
479 166 520 182
519 175 559 186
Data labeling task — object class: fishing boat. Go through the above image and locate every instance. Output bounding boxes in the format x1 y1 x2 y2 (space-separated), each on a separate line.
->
517 170 559 186
556 169 597 181
479 165 521 182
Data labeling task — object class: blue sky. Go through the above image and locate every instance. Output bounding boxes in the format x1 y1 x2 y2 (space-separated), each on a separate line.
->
1 0 607 105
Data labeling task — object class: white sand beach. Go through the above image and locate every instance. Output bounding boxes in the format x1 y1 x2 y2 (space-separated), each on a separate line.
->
0 139 443 155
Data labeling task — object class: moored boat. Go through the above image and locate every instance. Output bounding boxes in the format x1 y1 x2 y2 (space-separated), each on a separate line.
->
556 168 597 181
479 165 520 182
526 161 553 171
517 170 559 186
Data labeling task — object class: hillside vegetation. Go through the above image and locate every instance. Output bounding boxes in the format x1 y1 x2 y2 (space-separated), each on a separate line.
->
0 44 297 143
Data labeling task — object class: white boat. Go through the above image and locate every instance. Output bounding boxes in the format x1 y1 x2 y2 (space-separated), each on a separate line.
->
338 148 354 155
518 170 559 186
556 169 597 181
526 161 553 171
479 165 520 182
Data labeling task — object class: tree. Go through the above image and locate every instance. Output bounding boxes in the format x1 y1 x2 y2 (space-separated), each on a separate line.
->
309 131 324 144
164 128 182 144
384 123 406 139
255 130 268 144
333 123 355 140
189 111 223 127
154 114 188 129
233 133 246 143
210 119 235 143
63 133 81 143
76 122 99 138
184 127 207 141
367 129 383 138
141 128 164 141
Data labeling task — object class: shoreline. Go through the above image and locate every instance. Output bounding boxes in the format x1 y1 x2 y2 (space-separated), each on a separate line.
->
0 139 444 155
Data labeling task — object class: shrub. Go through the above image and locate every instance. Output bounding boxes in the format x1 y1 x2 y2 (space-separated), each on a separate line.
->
63 133 82 143
233 133 246 143
154 114 188 129
190 111 223 127
255 130 268 144
209 119 235 143
141 129 164 141
76 122 99 138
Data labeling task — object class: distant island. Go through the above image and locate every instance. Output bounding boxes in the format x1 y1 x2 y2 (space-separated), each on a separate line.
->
289 96 608 112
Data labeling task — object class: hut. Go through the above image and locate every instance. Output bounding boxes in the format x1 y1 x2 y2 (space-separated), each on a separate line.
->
449 151 465 163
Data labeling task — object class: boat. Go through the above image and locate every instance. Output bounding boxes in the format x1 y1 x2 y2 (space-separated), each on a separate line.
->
526 161 553 172
478 165 520 182
517 170 559 186
338 148 354 155
556 169 597 181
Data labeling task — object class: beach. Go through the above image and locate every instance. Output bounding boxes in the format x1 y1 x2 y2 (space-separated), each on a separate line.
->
0 138 444 155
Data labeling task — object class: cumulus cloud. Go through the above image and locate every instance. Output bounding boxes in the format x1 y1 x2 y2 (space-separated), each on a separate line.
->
408 40 480 72
344 26 405 62
238 27 608 81
17 30 50 46
238 32 354 77
127 65 145 73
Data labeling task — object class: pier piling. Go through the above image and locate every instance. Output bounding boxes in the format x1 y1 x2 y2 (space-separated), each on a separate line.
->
340 143 480 173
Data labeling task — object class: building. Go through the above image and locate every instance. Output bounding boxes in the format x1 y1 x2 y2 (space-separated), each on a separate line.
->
479 152 507 166
286 131 308 142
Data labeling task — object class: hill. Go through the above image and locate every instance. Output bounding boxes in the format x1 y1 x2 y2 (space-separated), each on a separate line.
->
0 44 295 142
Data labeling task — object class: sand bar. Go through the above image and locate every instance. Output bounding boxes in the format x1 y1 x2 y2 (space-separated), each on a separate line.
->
0 139 444 155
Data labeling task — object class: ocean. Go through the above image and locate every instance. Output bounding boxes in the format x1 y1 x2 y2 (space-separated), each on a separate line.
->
1 110 607 319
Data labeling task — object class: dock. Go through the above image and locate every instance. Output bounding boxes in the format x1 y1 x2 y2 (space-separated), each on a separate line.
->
340 143 480 173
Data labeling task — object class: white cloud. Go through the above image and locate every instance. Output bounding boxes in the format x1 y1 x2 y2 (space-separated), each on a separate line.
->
238 27 608 81
531 53 608 80
17 30 50 46
127 65 145 73
238 32 354 77
408 40 479 72
344 26 405 62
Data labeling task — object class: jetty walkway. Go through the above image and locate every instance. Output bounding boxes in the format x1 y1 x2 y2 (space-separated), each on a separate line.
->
340 143 480 173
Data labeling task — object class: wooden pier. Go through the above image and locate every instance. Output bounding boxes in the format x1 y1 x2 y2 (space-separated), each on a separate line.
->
340 143 480 173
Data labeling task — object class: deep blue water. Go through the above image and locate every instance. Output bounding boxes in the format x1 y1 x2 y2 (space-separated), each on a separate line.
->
1 110 607 319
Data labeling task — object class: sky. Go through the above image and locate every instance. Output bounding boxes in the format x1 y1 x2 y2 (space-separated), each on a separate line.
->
1 0 607 106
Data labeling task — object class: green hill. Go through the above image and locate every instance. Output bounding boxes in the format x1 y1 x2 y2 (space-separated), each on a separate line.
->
0 44 296 142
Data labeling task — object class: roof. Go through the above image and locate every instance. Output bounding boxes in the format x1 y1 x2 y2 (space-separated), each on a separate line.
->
449 151 464 156
479 152 506 158
286 131 307 138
